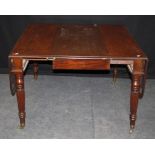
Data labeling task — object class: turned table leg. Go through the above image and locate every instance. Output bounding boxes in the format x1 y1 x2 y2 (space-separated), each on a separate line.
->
15 72 26 129
129 74 141 133
33 62 38 80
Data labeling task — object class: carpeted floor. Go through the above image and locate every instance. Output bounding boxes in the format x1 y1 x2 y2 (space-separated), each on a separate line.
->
0 74 155 138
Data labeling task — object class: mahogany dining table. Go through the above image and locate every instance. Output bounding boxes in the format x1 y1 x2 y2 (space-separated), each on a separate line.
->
9 24 148 133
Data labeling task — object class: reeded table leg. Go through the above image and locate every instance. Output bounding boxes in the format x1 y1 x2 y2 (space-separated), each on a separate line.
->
33 62 38 80
15 72 26 129
129 74 141 133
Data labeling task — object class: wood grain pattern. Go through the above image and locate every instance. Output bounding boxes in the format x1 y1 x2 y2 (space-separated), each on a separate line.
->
10 24 147 60
53 59 110 70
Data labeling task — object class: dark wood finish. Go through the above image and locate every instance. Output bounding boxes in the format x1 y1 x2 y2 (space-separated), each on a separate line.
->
10 24 147 59
9 24 148 132
130 74 141 131
15 72 25 129
53 59 110 70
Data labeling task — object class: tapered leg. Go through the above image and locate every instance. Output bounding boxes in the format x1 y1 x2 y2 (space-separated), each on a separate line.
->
129 74 141 133
15 72 25 129
33 62 38 80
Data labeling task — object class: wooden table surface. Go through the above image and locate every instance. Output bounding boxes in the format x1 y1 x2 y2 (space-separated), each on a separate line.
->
11 24 146 59
9 24 148 133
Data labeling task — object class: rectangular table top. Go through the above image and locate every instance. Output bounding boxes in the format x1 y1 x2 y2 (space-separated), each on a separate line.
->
10 24 147 60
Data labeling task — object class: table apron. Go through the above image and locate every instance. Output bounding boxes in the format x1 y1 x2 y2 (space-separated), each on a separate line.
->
53 58 110 70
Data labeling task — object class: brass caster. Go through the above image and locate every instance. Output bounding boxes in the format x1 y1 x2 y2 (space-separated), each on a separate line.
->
129 125 134 134
129 128 134 134
18 123 25 129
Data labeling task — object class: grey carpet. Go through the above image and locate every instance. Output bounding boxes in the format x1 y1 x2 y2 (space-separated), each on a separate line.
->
0 74 155 139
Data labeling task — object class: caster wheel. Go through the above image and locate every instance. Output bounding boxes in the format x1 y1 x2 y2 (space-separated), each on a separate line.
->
129 125 134 134
18 123 25 129
129 128 134 134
